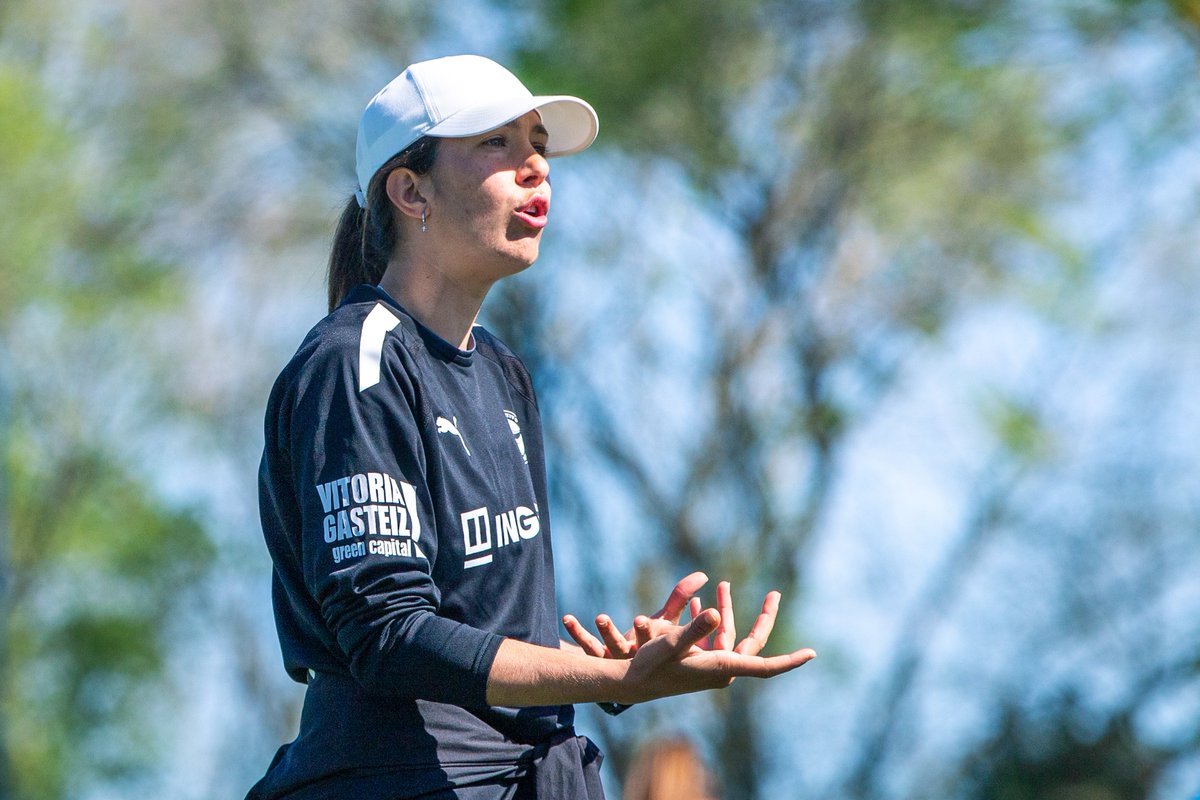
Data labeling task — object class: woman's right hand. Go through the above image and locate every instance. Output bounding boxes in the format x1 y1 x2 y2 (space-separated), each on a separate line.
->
488 578 815 708
564 576 795 663
613 604 816 704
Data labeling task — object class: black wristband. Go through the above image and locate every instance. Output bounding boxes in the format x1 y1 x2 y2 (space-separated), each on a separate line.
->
596 701 634 716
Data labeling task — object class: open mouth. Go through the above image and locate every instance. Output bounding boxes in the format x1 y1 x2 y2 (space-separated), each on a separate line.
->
514 195 549 229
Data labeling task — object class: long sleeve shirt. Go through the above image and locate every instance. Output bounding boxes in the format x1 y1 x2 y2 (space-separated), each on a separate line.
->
249 284 572 799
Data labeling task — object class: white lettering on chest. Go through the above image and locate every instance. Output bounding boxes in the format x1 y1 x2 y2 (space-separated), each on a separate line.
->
461 504 540 569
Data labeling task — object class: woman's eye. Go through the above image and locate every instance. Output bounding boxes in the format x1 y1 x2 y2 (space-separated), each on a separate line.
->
533 142 548 155
483 135 506 147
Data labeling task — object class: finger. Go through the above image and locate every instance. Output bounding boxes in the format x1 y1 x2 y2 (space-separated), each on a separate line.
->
714 581 736 651
687 597 709 649
734 591 780 656
633 615 653 649
673 607 720 654
653 572 709 623
632 617 709 655
562 615 608 658
723 647 816 678
596 615 633 658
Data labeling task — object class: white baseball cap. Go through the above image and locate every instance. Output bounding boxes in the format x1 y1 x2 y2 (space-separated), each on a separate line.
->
354 54 599 207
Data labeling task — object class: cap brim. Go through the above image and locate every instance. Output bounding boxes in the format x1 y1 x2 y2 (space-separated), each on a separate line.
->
535 97 599 157
426 95 598 157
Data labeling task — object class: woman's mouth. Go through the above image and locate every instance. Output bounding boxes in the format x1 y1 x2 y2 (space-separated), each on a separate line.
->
514 195 549 229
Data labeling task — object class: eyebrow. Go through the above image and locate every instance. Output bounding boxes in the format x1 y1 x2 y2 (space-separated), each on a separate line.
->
502 120 550 138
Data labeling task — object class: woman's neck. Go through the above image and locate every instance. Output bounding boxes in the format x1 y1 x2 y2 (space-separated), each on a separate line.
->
378 254 490 350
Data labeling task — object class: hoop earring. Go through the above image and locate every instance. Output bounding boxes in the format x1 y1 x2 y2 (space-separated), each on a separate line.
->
420 209 428 233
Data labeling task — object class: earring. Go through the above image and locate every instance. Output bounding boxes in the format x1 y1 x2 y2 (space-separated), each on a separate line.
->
420 209 428 233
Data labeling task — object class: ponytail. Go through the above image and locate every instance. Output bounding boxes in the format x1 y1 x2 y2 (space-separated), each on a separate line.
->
327 199 376 312
326 136 439 311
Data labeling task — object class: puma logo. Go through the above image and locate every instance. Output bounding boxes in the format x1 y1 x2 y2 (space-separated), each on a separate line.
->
436 415 471 456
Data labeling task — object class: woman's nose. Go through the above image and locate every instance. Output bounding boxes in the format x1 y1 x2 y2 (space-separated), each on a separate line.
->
519 151 549 186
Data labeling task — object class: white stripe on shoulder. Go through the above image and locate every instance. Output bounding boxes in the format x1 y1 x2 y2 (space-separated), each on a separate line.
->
358 303 401 392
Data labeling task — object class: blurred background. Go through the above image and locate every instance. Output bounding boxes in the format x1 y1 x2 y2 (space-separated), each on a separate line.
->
3 1 1200 798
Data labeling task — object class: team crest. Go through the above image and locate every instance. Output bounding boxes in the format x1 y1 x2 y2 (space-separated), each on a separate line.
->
503 410 527 464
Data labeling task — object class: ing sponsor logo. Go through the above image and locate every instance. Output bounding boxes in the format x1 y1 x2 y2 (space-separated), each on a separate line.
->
461 504 540 569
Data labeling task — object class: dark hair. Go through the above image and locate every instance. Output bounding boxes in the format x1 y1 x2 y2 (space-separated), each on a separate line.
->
327 136 439 311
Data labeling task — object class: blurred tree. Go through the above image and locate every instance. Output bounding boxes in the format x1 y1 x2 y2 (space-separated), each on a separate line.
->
961 692 1194 800
0 27 213 800
496 1 1200 798
503 1 1064 796
2 1 446 794
4 0 1199 798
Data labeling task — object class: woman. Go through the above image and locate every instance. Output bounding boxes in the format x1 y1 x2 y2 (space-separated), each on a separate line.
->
249 54 814 800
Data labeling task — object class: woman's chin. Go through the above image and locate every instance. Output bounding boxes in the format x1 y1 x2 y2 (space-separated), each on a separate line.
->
494 241 542 275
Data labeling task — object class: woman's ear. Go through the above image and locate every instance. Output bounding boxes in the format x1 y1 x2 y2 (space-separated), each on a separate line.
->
385 167 428 222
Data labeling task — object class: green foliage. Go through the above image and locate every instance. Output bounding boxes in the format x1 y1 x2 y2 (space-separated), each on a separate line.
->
516 0 768 174
981 393 1055 463
0 27 212 800
0 67 71 315
1169 0 1200 30
519 0 1075 346
963 696 1180 800
0 62 180 323
4 442 213 799
1 1 1194 798
512 4 1160 799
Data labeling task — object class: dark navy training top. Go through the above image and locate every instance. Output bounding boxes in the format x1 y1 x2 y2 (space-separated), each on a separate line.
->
249 284 573 799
